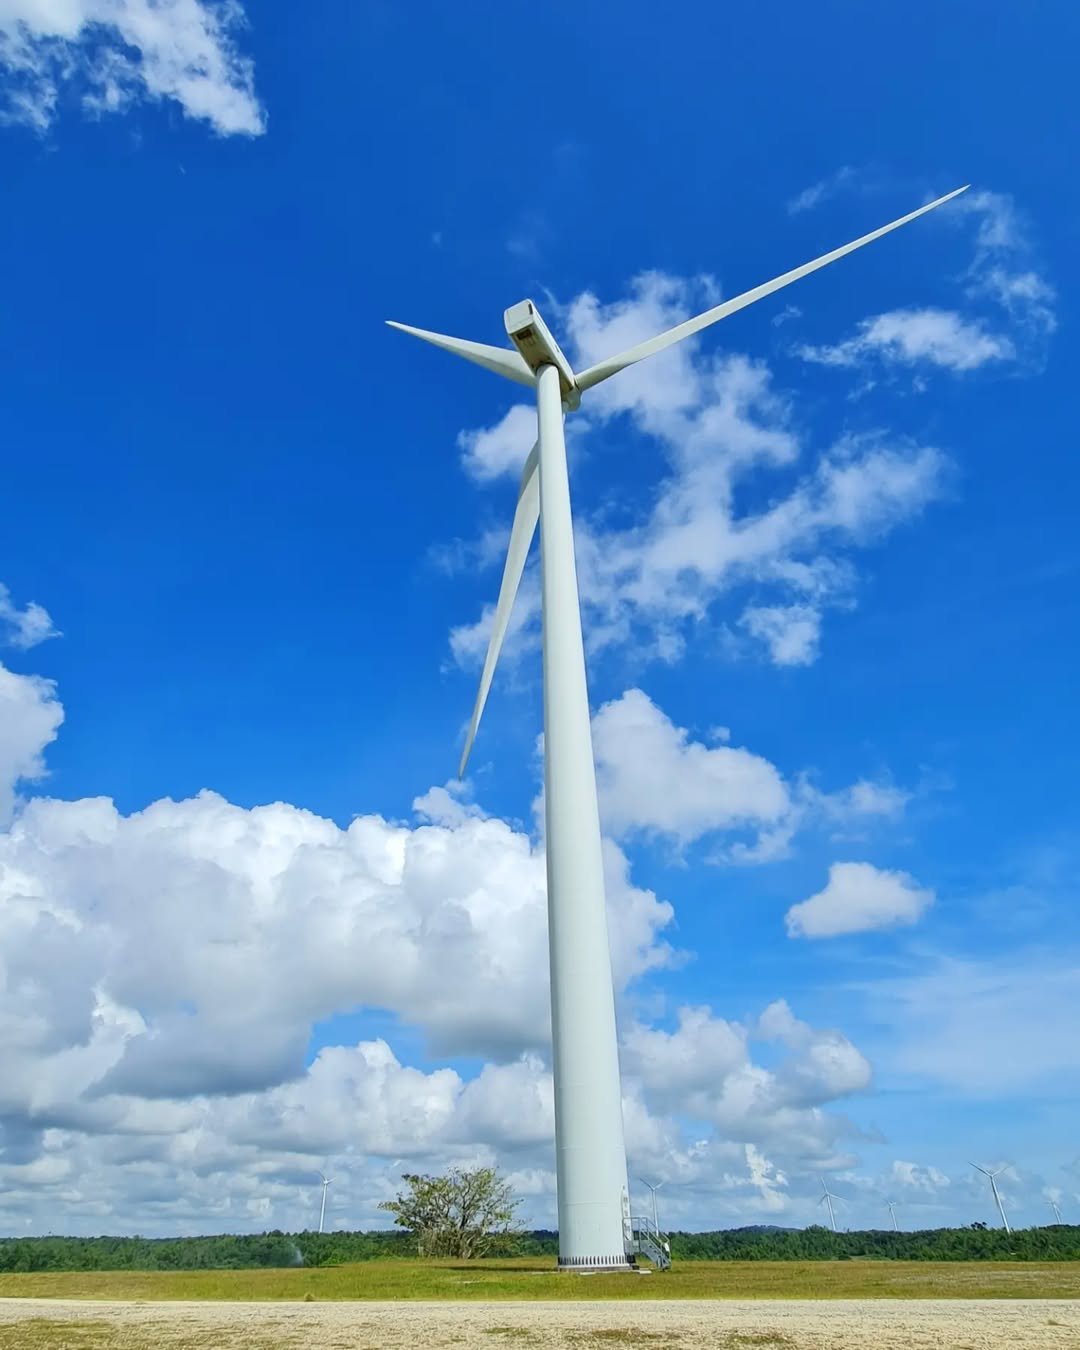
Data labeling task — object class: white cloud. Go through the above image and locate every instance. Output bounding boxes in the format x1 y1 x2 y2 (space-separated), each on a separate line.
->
799 308 1014 372
977 267 1056 331
623 1006 747 1098
0 786 677 1111
786 166 856 215
457 404 535 482
588 689 909 865
0 1026 865 1234
0 584 59 649
890 1159 950 1194
622 999 871 1153
755 999 874 1105
957 191 1057 342
785 861 934 938
803 778 911 834
740 603 821 666
592 689 789 849
822 779 909 820
0 661 64 824
0 0 263 135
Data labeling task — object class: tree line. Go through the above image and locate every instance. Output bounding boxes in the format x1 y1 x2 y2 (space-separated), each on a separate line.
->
667 1223 1080 1261
1 1223 1077 1272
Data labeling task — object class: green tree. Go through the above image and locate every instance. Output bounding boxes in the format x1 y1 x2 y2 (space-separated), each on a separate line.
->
378 1167 523 1258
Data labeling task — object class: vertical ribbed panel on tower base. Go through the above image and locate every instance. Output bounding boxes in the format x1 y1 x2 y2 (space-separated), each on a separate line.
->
558 1254 638 1271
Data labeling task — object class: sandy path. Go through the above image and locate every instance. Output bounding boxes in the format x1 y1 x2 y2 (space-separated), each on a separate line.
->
1 1297 1079 1348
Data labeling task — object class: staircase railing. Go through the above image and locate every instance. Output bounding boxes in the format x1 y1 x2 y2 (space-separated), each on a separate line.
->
630 1213 671 1270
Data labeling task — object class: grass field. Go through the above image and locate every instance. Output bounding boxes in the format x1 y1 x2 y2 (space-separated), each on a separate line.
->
2 1257 1080 1302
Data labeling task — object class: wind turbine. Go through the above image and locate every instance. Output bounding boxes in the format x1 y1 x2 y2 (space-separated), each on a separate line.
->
969 1163 1012 1234
638 1176 664 1234
1048 1197 1063 1225
818 1176 842 1233
317 1172 332 1235
390 185 967 1271
886 1200 899 1232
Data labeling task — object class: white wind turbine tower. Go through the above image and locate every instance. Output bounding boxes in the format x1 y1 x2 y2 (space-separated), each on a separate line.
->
886 1200 899 1232
389 185 967 1271
970 1163 1012 1234
1048 1197 1063 1225
818 1177 842 1233
317 1172 332 1235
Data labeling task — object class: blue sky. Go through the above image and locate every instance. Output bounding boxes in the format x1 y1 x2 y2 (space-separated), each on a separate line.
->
0 1 1076 1237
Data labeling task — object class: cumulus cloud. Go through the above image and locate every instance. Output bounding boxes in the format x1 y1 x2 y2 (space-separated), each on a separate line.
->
756 1000 873 1103
0 776 684 1229
623 999 871 1156
0 645 893 1233
457 404 536 482
588 689 910 865
0 584 59 649
622 1006 747 1100
0 1032 846 1235
0 786 678 1104
0 1038 561 1234
0 661 64 823
785 861 934 938
450 274 948 674
592 689 789 849
0 0 264 135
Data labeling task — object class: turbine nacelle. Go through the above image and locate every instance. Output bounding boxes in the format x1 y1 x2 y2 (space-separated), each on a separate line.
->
505 299 580 409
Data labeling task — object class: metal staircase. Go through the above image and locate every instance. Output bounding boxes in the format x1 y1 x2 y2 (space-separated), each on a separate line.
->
631 1213 671 1270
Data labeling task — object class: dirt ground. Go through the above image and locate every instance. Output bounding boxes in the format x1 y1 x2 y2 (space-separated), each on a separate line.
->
1 1297 1079 1349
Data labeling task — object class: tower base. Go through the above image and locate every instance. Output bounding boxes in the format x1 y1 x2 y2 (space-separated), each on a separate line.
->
558 1253 638 1272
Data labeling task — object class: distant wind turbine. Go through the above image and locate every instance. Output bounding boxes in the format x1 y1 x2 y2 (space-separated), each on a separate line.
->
637 1176 664 1235
1049 1198 1063 1225
969 1163 1012 1234
886 1200 899 1232
317 1172 332 1235
819 1176 842 1233
390 183 968 1271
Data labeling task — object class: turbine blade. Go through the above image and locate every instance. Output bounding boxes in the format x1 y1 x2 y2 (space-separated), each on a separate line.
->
387 320 536 388
575 185 969 392
457 441 540 778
